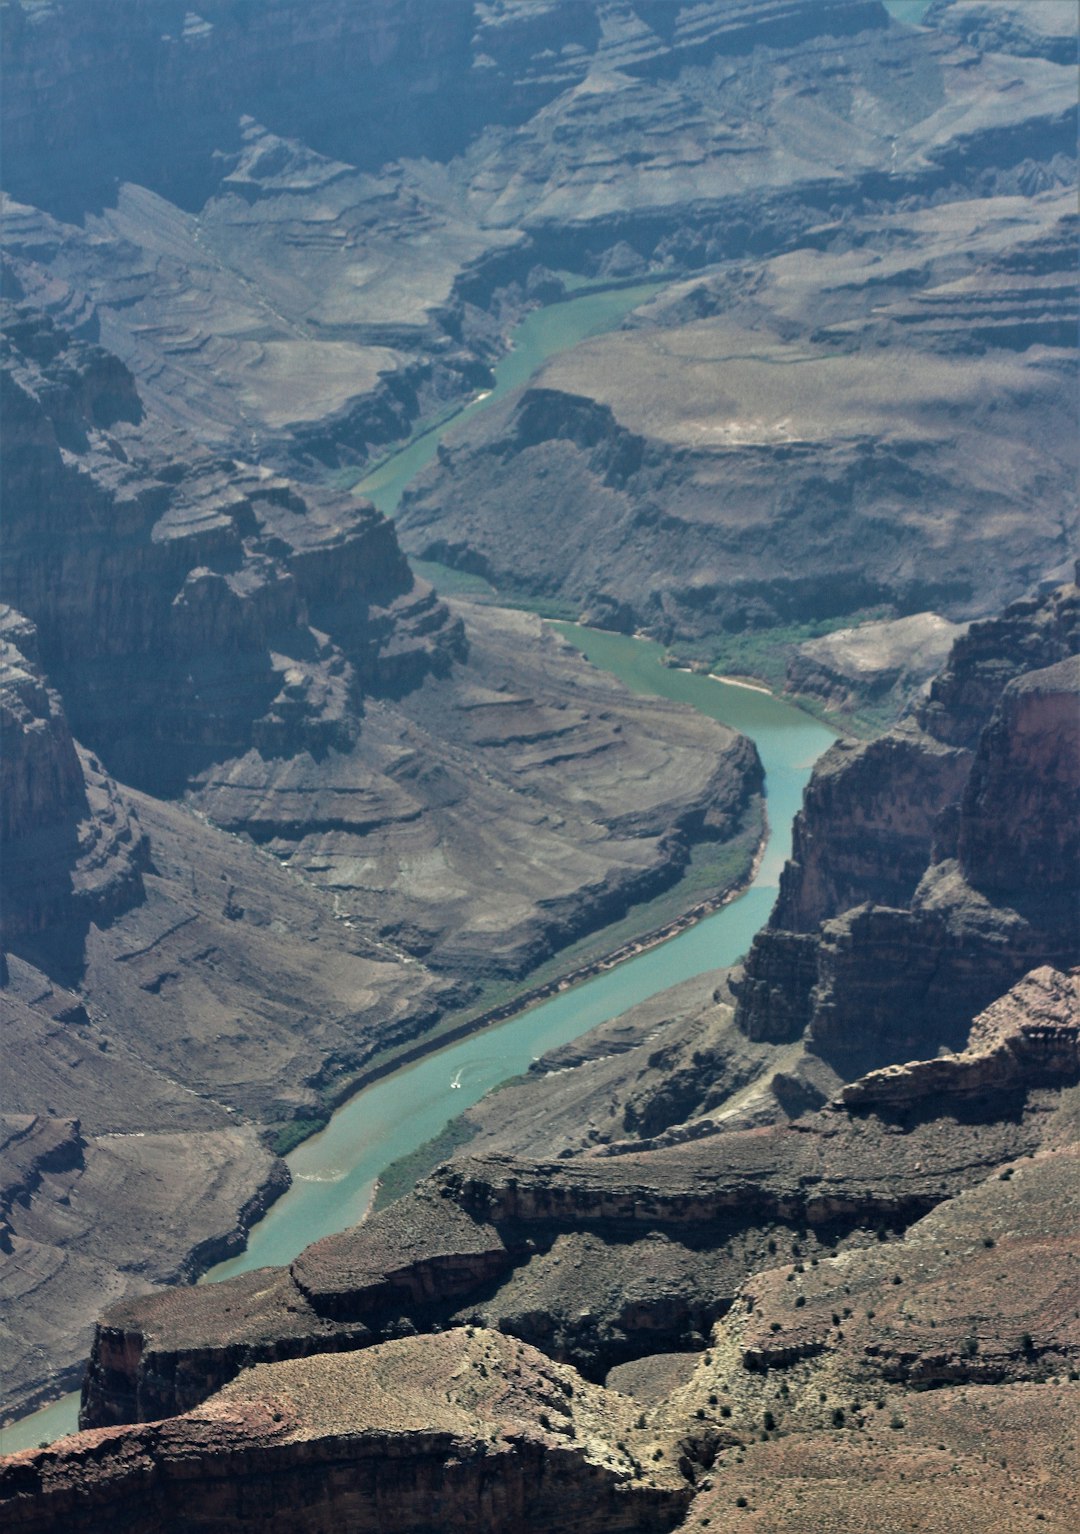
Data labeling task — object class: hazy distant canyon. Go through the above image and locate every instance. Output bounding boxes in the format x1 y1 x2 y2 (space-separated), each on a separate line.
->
0 5 1077 1528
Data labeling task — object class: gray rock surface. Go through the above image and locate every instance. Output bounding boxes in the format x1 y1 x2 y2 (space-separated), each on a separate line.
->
400 183 1077 638
0 317 762 1425
733 576 1080 1068
786 613 967 717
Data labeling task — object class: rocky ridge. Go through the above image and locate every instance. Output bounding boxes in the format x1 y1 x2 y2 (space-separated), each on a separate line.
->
733 575 1079 1073
5 952 1076 1529
399 183 1077 643
0 1 1077 1521
2 1330 689 1534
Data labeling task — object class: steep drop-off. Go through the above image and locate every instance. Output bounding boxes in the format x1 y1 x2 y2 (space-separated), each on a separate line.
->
734 575 1079 1073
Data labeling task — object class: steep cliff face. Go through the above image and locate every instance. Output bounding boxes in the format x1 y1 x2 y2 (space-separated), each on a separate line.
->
77 950 1078 1432
4 1331 689 1534
839 965 1080 1111
917 574 1080 748
1 0 888 222
733 577 1079 1058
954 656 1080 898
769 728 972 933
0 609 148 955
0 303 462 795
0 308 770 1425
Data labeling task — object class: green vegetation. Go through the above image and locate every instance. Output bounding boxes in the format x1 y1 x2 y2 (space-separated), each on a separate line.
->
631 608 881 693
362 834 757 1203
373 1115 479 1212
271 1114 329 1157
882 0 932 22
548 268 670 298
409 559 497 599
329 827 759 1098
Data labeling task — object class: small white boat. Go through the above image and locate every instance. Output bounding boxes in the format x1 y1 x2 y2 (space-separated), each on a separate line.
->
450 1069 463 1090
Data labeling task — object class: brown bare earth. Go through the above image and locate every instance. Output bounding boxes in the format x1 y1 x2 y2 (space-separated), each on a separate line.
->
398 183 1077 643
671 1384 1079 1534
1 1330 689 1534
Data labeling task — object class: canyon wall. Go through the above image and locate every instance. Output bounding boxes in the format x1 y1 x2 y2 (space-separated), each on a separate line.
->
734 576 1080 1068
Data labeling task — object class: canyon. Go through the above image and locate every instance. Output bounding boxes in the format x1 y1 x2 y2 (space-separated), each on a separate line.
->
0 312 761 1418
0 0 1077 1528
5 570 1076 1531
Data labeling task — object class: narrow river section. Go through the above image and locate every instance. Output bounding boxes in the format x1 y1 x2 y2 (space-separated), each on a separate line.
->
2 282 835 1455
4 639 833 1455
354 277 670 517
202 645 832 1283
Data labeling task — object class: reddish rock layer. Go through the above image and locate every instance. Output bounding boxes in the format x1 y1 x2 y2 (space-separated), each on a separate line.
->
2 1330 688 1533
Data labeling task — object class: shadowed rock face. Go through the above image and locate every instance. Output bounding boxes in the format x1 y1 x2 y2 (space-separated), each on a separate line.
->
840 966 1080 1111
0 609 148 959
11 564 1080 1520
956 655 1080 898
75 952 1078 1433
733 577 1079 1063
0 302 461 796
2 3 1078 1516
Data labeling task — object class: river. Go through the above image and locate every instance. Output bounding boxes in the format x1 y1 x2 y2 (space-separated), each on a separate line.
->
2 280 834 1455
203 637 831 1281
353 276 670 517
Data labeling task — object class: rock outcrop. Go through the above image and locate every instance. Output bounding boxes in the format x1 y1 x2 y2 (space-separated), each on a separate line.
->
399 176 1076 644
840 965 1080 1111
0 609 148 962
0 302 462 795
3 1331 689 1534
3 5 1078 1518
785 613 966 720
733 577 1079 1064
0 313 765 1424
77 956 1077 1430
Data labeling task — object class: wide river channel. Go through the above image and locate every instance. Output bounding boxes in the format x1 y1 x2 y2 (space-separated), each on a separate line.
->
3 282 834 1454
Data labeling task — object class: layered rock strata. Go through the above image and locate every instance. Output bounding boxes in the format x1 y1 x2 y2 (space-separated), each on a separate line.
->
840 965 1080 1110
78 960 1075 1430
2 1331 689 1534
0 302 462 795
733 577 1080 1067
0 612 148 964
785 613 966 720
398 181 1077 639
0 312 764 1424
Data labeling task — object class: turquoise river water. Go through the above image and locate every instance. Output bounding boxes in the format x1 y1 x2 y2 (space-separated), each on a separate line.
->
2 281 834 1455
